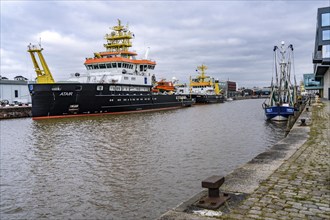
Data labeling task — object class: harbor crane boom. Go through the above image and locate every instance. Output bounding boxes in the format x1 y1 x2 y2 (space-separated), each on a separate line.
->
27 44 55 84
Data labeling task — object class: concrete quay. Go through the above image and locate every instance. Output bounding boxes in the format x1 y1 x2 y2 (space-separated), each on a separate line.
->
0 106 32 119
160 100 329 220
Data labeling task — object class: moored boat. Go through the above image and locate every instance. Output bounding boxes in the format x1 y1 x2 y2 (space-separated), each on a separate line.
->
27 20 194 119
176 64 224 103
152 78 176 94
262 41 298 121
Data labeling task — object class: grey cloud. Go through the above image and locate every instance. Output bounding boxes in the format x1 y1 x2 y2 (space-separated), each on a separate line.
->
1 0 328 87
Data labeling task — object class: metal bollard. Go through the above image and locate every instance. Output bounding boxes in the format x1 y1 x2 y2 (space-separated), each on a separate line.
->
300 118 306 126
202 175 224 198
197 175 230 209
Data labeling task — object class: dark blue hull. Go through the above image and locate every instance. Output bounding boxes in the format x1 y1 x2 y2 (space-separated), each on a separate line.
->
264 106 295 121
191 94 224 104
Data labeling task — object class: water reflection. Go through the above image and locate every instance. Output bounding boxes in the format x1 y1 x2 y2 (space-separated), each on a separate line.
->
1 99 286 219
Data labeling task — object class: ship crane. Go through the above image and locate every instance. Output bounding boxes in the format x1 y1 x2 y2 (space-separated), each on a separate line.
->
27 44 55 84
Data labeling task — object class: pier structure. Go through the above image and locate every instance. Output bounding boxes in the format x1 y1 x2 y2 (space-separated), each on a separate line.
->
0 106 32 119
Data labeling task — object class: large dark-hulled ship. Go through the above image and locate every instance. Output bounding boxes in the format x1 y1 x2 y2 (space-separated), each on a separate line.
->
27 20 193 119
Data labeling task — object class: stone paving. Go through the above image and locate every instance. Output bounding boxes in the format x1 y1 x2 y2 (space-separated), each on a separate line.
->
220 101 330 220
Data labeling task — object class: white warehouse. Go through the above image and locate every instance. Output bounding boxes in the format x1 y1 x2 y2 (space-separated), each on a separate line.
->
0 76 32 104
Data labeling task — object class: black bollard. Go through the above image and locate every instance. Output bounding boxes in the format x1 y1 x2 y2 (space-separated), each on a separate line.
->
300 118 306 126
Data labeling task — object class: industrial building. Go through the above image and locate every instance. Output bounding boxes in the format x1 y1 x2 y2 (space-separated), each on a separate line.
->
312 6 330 100
0 76 31 104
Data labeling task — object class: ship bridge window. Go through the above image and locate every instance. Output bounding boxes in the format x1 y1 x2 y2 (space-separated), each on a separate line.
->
112 63 117 68
86 65 93 70
99 64 106 69
115 86 121 91
106 63 112 68
140 65 147 72
52 86 62 91
132 77 136 81
124 76 129 80
118 63 122 68
109 86 115 91
122 86 129 91
93 64 99 69
97 85 103 91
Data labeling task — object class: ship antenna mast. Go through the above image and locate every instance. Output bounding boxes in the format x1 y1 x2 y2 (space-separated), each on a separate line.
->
104 19 133 52
197 64 208 82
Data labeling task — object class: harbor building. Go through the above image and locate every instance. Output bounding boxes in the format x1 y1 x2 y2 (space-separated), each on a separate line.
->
0 76 32 104
312 6 330 100
219 80 237 98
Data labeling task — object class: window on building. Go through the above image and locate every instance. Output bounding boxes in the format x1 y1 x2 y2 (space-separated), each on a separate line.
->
322 30 330 40
14 90 18 98
322 13 330 27
322 45 330 58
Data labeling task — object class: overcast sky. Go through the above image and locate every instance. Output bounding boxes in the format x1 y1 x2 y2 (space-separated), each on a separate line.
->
1 0 328 87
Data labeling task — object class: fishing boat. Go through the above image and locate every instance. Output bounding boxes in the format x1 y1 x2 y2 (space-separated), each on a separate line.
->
27 20 194 119
262 41 298 121
176 65 224 103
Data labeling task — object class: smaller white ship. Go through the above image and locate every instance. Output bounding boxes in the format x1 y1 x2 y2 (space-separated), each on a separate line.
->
176 64 224 103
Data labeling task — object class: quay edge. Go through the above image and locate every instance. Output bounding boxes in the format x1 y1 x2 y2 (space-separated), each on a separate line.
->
159 100 328 220
0 106 32 119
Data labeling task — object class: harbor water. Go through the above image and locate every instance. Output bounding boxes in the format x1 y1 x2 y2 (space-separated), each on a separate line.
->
0 99 286 219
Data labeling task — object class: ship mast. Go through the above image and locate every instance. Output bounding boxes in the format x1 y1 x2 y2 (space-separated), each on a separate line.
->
197 64 208 82
27 44 55 84
103 19 133 52
273 41 294 105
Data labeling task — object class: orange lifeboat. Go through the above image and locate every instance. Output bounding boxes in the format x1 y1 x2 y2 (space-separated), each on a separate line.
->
152 79 175 93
